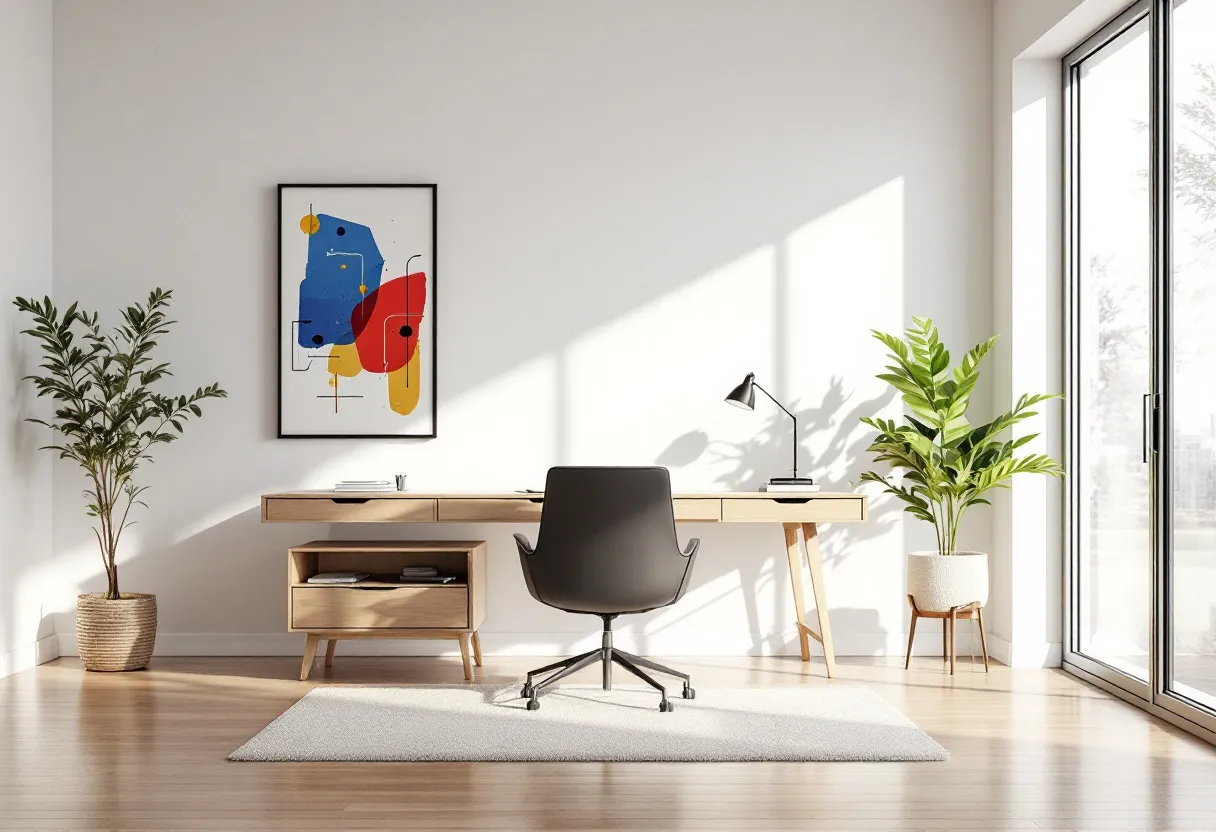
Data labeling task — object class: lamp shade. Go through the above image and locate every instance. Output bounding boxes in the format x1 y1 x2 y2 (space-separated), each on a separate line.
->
724 373 756 410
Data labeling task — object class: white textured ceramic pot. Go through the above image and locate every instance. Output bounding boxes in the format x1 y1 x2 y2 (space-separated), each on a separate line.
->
906 551 989 613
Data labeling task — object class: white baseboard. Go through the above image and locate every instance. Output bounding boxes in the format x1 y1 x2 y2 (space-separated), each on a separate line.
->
54 630 1053 662
59 631 860 657
984 634 1061 668
987 633 1012 666
0 635 60 679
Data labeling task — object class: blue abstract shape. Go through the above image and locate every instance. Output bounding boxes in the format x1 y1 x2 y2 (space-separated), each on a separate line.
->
296 214 385 347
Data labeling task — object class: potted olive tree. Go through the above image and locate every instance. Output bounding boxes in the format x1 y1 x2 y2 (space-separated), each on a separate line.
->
14 290 225 671
860 317 1063 613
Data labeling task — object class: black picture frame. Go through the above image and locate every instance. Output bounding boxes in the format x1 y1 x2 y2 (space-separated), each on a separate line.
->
277 183 438 439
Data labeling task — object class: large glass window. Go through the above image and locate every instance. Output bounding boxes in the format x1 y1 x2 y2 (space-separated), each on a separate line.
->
1073 15 1153 681
1066 0 1216 739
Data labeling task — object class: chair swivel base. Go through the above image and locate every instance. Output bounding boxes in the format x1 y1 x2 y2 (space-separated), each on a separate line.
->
520 617 693 712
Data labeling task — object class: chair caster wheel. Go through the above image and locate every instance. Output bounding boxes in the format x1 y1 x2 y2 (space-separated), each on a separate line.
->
682 686 696 700
526 698 540 711
521 684 533 699
659 700 675 713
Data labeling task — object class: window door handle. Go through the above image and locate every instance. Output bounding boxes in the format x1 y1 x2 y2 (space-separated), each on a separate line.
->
1143 393 1160 463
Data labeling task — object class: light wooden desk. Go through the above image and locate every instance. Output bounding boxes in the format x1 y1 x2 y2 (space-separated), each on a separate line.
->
261 490 867 677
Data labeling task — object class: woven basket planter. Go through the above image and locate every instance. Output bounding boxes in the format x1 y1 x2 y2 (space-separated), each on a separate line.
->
76 593 157 671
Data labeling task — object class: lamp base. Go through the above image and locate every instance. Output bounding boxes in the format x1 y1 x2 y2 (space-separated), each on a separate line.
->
768 477 816 486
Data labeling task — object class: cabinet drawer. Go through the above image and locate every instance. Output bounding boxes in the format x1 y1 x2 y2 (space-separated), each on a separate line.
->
291 586 468 629
438 498 544 523
721 497 864 523
264 497 437 523
672 499 721 522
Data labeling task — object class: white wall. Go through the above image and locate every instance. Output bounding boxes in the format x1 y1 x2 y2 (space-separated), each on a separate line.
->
0 0 56 678
49 0 994 659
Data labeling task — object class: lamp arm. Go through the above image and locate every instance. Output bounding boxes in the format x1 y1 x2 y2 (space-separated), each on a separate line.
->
751 381 799 479
750 381 795 421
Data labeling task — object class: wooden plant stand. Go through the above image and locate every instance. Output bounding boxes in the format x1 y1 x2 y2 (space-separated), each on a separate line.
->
904 594 988 675
288 540 487 681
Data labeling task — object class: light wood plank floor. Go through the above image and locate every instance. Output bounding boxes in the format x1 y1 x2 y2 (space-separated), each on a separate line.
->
2 654 1215 830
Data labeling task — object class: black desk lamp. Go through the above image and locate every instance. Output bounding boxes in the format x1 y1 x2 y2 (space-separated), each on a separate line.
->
724 373 815 486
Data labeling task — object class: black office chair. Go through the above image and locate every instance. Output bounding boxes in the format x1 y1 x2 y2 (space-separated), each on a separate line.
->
513 466 700 712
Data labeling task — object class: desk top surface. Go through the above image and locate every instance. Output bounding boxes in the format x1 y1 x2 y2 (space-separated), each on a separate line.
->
264 490 863 500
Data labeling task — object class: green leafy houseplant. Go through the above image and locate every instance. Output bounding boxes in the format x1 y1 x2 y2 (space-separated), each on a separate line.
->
14 289 226 600
859 317 1064 557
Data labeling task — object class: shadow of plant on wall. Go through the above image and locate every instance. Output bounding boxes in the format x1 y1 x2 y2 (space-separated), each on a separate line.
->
648 377 902 657
659 376 899 571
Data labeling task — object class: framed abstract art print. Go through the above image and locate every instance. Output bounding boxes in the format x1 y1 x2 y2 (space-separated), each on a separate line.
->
278 183 437 438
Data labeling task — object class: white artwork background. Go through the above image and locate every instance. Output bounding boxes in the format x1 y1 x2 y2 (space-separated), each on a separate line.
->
279 187 435 436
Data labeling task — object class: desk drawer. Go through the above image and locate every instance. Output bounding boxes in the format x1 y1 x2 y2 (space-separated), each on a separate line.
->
437 498 721 522
439 498 544 523
291 586 468 629
264 497 437 523
721 497 864 523
673 499 721 522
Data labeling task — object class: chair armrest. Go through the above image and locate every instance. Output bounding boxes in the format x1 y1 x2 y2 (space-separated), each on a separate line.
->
682 538 700 558
513 533 535 556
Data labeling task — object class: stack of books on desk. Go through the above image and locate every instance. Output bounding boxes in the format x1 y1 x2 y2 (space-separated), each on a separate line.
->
333 480 395 492
399 565 456 585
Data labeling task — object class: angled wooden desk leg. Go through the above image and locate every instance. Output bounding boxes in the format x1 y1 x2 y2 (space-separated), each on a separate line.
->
324 638 337 668
801 523 836 678
471 630 483 667
783 523 812 662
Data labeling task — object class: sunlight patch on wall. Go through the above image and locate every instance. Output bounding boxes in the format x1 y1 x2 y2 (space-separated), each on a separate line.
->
563 246 778 487
640 555 783 637
784 176 906 629
1010 66 1063 658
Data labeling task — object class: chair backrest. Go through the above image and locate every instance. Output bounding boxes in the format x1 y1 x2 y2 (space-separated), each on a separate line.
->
522 466 692 615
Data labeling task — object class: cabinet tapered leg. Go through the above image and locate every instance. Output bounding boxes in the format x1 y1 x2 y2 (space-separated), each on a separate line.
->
324 639 337 668
458 633 473 681
801 523 836 678
300 634 320 681
783 523 811 662
471 630 483 667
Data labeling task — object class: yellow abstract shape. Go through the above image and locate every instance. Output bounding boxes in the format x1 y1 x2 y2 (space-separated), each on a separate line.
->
327 343 363 378
387 347 422 416
358 283 367 295
339 263 347 270
300 214 320 234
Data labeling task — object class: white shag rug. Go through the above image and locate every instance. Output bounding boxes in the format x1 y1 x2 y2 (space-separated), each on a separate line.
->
229 684 947 762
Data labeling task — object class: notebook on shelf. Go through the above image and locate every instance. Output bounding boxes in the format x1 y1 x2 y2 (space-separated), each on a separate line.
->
306 571 370 584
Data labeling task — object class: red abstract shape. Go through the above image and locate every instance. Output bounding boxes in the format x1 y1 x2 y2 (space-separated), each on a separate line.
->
351 272 427 373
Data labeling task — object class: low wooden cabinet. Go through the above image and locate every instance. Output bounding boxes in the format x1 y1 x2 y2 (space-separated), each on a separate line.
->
288 540 487 681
